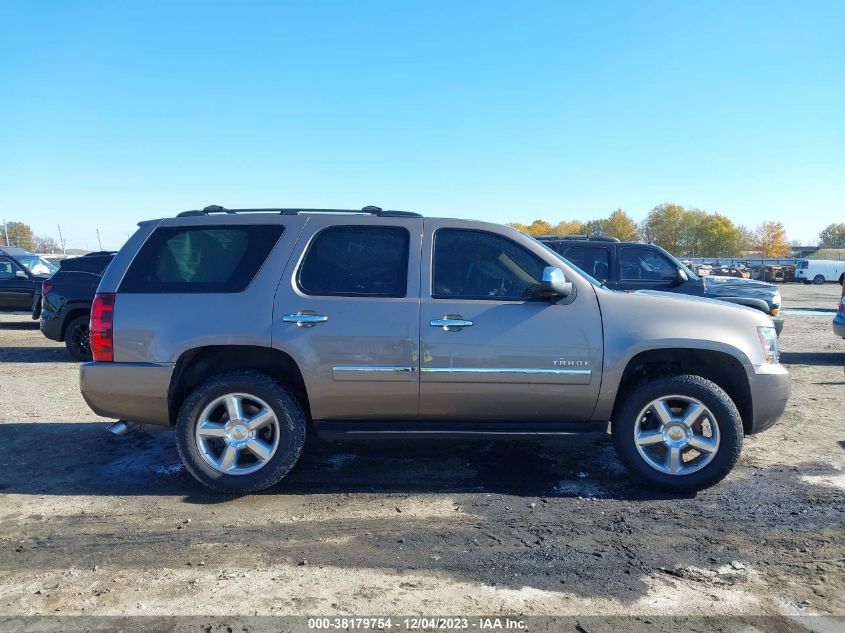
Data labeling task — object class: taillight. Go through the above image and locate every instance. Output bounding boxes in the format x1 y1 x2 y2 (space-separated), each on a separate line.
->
41 280 54 296
90 293 115 362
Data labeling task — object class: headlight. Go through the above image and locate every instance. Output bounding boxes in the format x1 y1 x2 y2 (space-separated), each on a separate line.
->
757 326 779 364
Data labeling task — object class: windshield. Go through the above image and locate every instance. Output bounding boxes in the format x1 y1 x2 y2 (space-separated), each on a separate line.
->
18 255 58 276
535 241 605 287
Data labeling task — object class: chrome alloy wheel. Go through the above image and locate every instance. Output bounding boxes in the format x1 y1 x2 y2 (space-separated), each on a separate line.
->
195 393 281 475
633 395 720 476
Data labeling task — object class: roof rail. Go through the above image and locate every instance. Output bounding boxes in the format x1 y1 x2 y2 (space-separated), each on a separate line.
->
177 205 422 218
535 234 621 243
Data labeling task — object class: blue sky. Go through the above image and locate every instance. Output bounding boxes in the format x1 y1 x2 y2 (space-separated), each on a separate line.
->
1 1 843 251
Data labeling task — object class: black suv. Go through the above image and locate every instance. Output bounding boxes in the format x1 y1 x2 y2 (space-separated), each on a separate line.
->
0 246 58 314
537 235 784 335
39 251 115 360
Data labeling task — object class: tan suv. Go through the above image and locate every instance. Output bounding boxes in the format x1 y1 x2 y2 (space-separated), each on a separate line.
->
80 205 790 493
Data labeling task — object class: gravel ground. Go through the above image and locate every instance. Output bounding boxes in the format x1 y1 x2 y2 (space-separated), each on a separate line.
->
0 283 843 630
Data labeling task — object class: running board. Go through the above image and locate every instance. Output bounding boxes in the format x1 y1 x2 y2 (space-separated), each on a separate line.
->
313 420 608 441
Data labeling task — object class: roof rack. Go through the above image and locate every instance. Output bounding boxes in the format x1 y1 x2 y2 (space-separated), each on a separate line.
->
177 204 422 219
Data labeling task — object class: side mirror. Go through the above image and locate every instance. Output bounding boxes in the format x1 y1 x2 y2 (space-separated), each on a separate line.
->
540 266 573 298
674 268 689 285
15 270 28 279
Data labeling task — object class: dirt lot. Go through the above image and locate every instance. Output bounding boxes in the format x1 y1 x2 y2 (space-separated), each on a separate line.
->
0 283 843 630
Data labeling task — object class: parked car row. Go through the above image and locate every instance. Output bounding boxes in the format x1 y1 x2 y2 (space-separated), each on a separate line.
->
12 210 829 496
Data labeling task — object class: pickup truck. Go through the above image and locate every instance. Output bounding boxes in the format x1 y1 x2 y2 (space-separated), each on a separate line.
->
0 246 57 314
537 235 784 335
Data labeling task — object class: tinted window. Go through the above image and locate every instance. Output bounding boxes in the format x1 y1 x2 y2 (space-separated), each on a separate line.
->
0 257 15 280
433 229 546 300
563 246 610 281
298 226 409 297
120 225 283 293
621 247 677 281
61 254 114 275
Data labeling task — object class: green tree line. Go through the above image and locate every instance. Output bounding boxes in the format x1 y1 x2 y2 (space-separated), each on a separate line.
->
508 203 832 258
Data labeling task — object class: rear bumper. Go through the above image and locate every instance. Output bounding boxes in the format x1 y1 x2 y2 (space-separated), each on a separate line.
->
834 314 845 338
80 361 174 426
39 313 63 341
746 363 790 434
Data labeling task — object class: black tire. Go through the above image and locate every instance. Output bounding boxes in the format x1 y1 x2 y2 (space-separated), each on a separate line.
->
813 274 825 285
612 374 743 492
64 315 92 362
175 371 307 493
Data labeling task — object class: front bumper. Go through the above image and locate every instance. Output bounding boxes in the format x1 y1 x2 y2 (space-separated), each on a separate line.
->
80 361 175 426
746 363 790 434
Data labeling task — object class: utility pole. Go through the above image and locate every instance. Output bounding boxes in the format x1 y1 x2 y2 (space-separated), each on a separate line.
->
57 224 66 255
2 219 9 247
96 229 103 251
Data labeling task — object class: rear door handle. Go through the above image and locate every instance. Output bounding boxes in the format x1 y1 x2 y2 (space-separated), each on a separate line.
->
283 313 328 327
430 317 474 331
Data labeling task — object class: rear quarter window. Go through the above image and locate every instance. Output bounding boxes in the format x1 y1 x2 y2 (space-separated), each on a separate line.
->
119 225 283 293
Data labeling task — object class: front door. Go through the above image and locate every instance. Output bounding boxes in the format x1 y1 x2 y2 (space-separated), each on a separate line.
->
272 215 422 421
419 221 603 421
0 257 34 310
612 246 682 292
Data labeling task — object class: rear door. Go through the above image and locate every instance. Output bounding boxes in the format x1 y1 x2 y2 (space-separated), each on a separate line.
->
418 220 603 421
272 215 422 421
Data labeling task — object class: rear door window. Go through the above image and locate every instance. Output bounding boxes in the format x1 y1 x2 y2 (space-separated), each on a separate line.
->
120 225 283 293
563 246 610 281
297 226 410 297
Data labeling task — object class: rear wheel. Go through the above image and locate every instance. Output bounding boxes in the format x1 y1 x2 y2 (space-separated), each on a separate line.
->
176 371 306 493
64 315 92 362
813 274 826 284
612 374 743 492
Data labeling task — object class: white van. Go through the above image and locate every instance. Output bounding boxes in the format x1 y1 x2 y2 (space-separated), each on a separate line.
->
795 259 845 284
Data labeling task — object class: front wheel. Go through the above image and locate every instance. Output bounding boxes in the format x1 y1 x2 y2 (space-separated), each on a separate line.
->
813 274 826 285
612 374 743 492
176 371 306 493
65 315 92 362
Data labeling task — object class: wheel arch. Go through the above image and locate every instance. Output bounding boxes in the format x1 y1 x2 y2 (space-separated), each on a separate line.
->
610 348 753 434
168 345 311 425
60 306 92 341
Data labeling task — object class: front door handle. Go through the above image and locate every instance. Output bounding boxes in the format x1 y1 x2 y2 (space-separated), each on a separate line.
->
283 312 328 327
430 316 474 331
